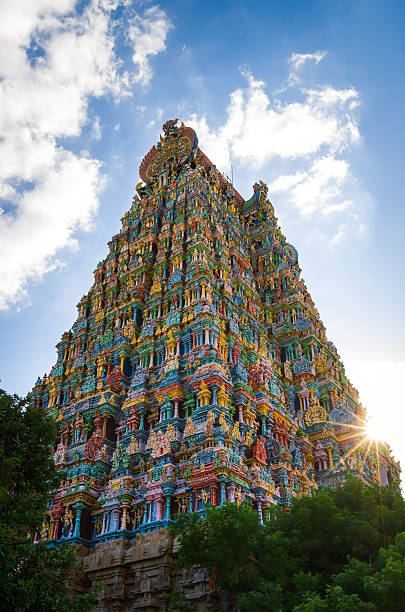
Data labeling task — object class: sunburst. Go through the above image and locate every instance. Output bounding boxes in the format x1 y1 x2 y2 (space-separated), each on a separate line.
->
365 417 384 442
325 410 389 480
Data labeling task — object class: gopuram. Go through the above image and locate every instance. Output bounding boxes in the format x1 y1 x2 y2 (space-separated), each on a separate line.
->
31 120 399 608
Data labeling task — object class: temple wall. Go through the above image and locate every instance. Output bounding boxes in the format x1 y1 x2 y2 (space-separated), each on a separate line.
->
74 529 215 611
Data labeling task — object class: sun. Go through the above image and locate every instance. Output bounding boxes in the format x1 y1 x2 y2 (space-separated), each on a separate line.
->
365 417 384 442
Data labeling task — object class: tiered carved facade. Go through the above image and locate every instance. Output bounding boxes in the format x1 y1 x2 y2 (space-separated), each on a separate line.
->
32 120 399 545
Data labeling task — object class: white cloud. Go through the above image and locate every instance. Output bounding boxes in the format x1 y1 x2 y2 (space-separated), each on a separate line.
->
0 1 171 310
188 60 363 241
188 68 359 172
91 116 102 140
330 223 346 245
322 200 353 215
288 50 327 72
128 6 173 87
306 85 360 108
287 50 327 85
0 153 103 310
0 182 17 202
273 157 353 216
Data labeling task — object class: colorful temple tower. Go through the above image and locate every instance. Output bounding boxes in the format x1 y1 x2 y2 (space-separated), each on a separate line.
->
33 119 399 545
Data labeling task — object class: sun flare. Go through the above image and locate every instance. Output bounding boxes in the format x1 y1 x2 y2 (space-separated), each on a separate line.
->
366 418 384 442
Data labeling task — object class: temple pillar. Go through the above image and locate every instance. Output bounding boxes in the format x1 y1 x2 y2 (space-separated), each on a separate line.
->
156 498 163 521
259 414 266 436
72 502 86 538
102 414 108 438
165 495 172 520
227 485 236 503
174 399 179 418
91 515 97 539
257 501 263 525
211 384 219 406
111 508 120 532
120 504 129 530
228 343 233 363
219 481 227 506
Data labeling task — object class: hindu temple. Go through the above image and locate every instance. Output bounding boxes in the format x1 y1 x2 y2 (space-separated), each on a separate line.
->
31 119 399 607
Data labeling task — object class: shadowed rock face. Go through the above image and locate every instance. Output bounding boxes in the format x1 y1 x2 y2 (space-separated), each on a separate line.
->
73 529 213 611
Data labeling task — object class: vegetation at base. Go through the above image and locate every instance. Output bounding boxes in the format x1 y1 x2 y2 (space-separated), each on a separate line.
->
0 388 97 611
170 477 405 611
165 585 192 611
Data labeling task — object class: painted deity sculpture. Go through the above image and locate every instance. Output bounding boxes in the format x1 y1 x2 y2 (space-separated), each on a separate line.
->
32 119 400 543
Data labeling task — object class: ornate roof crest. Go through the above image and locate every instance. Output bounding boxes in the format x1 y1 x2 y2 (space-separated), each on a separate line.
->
139 119 198 182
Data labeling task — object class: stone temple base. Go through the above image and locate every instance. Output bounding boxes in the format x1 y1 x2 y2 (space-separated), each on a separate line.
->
72 529 216 611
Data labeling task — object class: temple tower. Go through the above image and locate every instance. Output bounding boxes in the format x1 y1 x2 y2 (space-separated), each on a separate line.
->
32 119 399 544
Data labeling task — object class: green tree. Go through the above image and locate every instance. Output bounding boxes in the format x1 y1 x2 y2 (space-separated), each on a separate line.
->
270 476 405 578
171 501 290 600
294 585 377 612
0 388 97 611
318 533 405 611
170 477 405 611
296 533 405 611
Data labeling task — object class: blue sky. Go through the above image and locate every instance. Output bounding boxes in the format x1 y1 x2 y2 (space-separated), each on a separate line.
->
0 0 404 469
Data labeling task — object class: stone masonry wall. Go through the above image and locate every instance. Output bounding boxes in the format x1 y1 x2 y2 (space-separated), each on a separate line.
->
73 529 216 611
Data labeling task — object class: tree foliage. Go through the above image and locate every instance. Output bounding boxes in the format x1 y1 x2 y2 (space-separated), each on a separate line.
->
170 476 405 611
0 388 97 611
